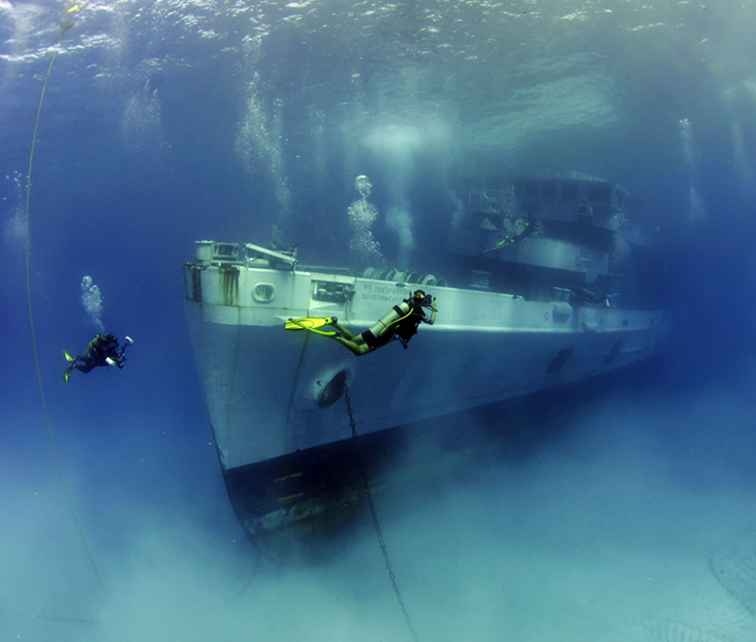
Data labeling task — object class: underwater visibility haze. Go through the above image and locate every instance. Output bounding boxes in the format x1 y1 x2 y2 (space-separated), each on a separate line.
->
2 0 756 640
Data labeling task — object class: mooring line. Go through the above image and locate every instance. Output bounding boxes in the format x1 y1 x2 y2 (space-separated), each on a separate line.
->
344 385 420 642
22 1 106 608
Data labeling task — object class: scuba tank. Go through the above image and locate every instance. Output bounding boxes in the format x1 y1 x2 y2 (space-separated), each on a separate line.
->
362 291 435 350
366 301 412 339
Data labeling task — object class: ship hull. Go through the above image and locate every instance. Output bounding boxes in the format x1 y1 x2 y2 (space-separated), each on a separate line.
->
185 270 662 468
184 261 664 534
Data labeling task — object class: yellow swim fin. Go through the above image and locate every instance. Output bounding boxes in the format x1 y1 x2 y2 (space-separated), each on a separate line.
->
285 317 333 331
284 317 338 336
63 370 71 384
64 351 75 363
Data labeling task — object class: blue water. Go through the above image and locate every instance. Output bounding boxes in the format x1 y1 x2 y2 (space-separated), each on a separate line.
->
2 1 756 641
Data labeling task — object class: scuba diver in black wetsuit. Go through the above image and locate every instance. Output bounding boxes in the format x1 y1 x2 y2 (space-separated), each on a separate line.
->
483 216 542 254
285 289 438 356
333 289 437 355
63 334 134 383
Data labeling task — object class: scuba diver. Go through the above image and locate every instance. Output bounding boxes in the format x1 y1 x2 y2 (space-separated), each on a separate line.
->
60 3 85 35
285 289 437 356
484 216 542 254
63 334 134 383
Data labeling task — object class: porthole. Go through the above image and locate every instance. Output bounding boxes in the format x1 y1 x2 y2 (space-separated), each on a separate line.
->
253 282 275 303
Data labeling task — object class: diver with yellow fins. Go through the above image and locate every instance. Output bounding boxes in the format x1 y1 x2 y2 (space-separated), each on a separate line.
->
60 2 85 35
286 289 437 356
63 334 134 383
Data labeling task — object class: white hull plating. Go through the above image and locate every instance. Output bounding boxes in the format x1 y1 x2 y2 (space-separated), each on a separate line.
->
185 263 663 471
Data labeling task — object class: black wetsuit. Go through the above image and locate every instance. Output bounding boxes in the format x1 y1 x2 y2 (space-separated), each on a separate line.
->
70 334 126 373
361 301 429 350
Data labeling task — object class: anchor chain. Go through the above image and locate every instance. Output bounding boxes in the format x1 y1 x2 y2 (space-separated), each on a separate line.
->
344 385 420 642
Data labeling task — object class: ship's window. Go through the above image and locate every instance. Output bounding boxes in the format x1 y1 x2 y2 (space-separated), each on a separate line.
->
253 282 275 303
547 347 573 375
562 182 578 201
214 243 238 259
313 281 354 303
